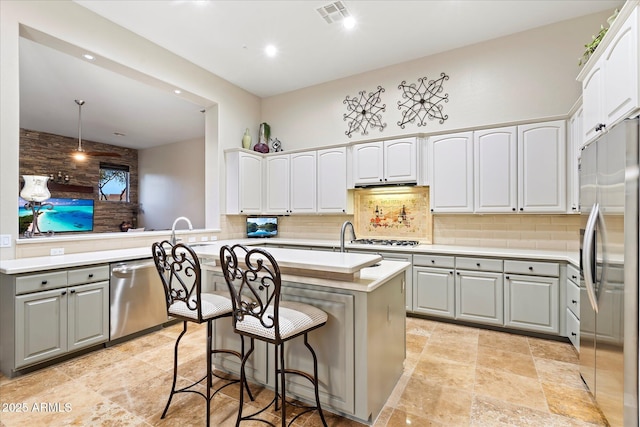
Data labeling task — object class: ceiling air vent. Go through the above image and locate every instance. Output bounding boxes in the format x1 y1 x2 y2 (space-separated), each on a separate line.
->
316 1 350 24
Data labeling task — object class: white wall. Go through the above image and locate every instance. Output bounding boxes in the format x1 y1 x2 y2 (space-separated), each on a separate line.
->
261 10 614 150
0 0 261 260
138 138 205 231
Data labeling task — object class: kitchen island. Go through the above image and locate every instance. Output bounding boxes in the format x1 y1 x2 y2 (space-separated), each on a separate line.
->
194 244 409 425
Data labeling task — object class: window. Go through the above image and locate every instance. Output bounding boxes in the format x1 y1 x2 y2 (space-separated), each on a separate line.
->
99 163 130 202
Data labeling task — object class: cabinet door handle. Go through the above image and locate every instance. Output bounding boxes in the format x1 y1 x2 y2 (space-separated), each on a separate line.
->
70 289 76 294
456 272 460 275
61 291 67 296
449 271 454 275
572 299 577 304
512 208 516 212
519 208 524 211
505 276 510 279
572 275 578 280
571 332 577 337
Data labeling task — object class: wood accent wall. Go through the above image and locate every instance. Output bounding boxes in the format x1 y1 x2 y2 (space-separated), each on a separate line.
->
19 129 139 234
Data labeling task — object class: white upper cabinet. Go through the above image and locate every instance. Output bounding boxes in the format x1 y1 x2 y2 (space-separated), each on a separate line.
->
226 150 263 215
517 120 566 213
383 138 417 184
290 151 317 214
352 142 383 186
474 126 517 213
317 147 350 213
567 104 583 213
265 154 291 214
428 132 474 213
580 5 639 144
352 138 417 186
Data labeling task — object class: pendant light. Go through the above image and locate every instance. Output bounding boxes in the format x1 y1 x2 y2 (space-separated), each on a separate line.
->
72 99 87 161
70 99 120 159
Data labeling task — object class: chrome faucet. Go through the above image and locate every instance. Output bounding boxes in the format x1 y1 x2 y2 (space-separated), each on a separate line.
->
170 216 193 245
340 221 356 252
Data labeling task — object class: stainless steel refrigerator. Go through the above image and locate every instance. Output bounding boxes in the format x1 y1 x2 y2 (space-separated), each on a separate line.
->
580 116 639 427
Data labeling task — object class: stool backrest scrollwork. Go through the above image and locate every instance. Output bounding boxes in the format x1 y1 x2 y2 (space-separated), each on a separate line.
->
219 244 284 343
152 240 205 323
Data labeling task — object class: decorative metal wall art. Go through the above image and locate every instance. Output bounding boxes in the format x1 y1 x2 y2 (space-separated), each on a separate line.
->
343 86 387 138
397 73 449 129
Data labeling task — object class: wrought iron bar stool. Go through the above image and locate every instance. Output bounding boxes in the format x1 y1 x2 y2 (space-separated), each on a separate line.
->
151 240 253 426
219 244 329 427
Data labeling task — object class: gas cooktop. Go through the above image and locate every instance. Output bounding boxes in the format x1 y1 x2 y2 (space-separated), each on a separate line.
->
351 239 420 247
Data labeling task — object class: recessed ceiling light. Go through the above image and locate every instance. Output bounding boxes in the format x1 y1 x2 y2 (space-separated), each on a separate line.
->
265 44 277 57
174 89 182 94
343 16 356 29
82 53 95 61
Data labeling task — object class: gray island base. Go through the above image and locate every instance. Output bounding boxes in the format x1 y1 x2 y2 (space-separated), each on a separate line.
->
198 246 409 425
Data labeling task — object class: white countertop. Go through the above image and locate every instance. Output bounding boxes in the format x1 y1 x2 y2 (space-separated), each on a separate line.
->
194 243 382 275
203 259 411 293
0 238 579 275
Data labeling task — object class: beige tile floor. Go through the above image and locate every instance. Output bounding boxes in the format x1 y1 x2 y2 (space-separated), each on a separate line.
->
0 317 608 426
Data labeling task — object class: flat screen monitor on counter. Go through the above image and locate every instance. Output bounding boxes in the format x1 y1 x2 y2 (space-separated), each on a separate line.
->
247 217 278 238
19 197 94 234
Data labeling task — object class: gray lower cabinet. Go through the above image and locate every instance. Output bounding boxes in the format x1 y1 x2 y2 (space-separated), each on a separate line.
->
15 288 68 367
2 265 109 375
455 269 504 326
412 255 455 318
504 260 559 334
454 257 504 326
566 263 580 350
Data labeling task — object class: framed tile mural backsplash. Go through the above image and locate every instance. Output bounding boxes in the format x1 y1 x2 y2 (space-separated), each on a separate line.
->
354 186 432 242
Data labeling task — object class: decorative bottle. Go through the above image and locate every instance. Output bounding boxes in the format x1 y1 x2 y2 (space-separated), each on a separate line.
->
242 128 252 149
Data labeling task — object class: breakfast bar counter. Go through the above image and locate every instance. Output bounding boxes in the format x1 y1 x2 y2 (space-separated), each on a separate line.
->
202 252 410 425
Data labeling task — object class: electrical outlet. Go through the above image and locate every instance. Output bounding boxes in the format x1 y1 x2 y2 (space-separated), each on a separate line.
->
50 248 64 256
188 237 196 243
0 235 11 248
200 236 208 242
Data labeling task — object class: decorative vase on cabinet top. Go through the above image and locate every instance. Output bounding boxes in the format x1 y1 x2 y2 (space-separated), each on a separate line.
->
242 128 252 149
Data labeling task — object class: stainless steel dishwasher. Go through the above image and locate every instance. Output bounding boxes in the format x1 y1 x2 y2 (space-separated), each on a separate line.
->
109 259 169 341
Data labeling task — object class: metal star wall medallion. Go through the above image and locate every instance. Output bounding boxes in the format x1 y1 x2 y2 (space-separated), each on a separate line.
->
343 86 387 138
397 73 449 129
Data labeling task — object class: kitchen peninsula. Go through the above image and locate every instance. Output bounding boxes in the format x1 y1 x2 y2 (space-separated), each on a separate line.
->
0 241 409 425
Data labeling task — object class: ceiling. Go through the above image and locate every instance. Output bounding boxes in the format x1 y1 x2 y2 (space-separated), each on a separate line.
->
20 0 623 150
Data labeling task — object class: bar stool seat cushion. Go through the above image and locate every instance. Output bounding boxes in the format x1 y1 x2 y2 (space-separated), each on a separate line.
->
168 291 232 320
237 301 328 340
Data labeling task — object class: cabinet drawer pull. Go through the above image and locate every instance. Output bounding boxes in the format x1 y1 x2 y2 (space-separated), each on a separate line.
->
528 266 533 271
505 275 510 279
431 260 435 264
41 280 48 285
70 289 76 294
88 273 94 278
476 263 480 267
